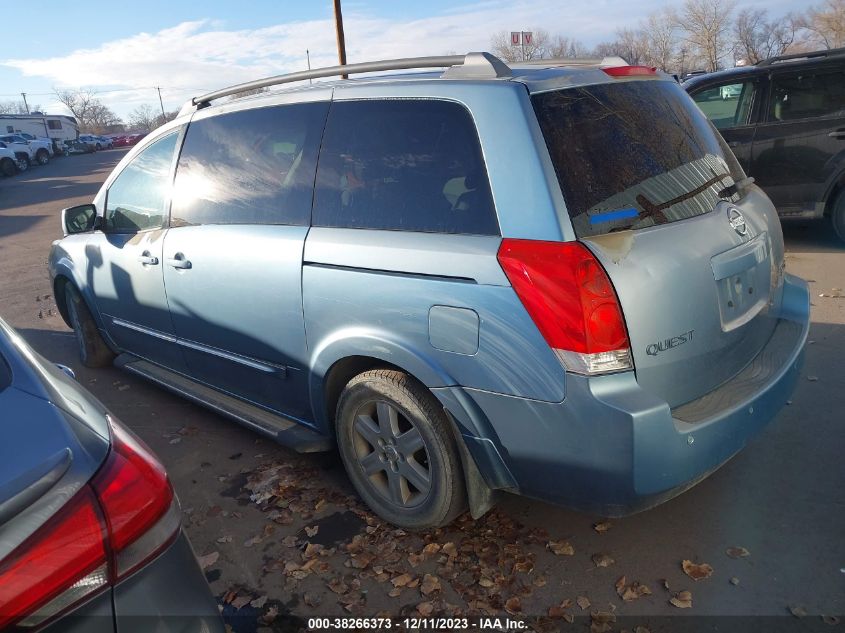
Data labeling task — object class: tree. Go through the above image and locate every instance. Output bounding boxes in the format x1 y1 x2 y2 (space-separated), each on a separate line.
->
642 11 677 70
54 88 121 133
0 100 41 115
672 0 736 71
548 35 587 58
128 104 160 131
490 29 552 62
799 0 845 49
734 8 799 63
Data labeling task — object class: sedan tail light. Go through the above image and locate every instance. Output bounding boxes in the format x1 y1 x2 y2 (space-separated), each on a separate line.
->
0 417 178 629
497 239 633 375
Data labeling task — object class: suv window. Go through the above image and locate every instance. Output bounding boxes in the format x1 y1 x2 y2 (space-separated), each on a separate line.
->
171 103 328 227
769 70 845 121
533 80 746 238
313 99 498 235
691 81 756 130
104 132 178 233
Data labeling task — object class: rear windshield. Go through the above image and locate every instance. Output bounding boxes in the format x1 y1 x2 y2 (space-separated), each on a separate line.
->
532 80 746 237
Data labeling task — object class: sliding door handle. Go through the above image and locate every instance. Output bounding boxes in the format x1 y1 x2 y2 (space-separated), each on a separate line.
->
166 253 192 269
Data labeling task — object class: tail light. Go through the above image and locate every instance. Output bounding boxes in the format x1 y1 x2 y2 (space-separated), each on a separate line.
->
0 417 179 629
603 65 657 77
497 239 633 375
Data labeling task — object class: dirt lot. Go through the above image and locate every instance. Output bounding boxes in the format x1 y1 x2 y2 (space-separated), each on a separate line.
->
1 150 843 632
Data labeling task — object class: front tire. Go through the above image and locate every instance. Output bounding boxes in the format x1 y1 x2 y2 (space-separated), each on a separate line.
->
65 284 115 368
14 154 29 172
830 190 845 243
336 369 466 529
0 158 14 177
36 148 50 165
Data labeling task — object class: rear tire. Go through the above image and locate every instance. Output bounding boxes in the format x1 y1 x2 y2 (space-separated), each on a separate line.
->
36 148 49 165
0 158 14 177
14 154 29 172
335 369 466 529
832 190 845 243
65 284 115 368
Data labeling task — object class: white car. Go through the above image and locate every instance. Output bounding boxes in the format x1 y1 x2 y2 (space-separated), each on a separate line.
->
17 132 55 157
78 134 112 150
0 136 35 168
719 84 742 100
0 142 27 174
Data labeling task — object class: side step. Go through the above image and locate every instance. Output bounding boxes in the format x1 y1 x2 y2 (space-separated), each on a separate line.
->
115 355 332 453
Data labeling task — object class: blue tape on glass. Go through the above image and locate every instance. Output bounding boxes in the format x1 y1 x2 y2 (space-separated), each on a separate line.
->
589 208 639 225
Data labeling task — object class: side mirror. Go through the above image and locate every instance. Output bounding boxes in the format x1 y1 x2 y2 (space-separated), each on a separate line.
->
62 204 98 236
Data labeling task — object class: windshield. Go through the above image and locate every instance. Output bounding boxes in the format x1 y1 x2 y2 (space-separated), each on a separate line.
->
532 80 746 238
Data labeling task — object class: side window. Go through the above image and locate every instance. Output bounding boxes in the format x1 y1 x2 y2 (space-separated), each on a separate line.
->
104 132 178 233
48 120 62 130
769 70 845 121
170 102 329 227
313 99 499 235
691 82 755 130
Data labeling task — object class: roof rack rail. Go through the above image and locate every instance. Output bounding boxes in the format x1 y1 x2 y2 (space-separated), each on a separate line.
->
757 46 845 66
187 52 511 110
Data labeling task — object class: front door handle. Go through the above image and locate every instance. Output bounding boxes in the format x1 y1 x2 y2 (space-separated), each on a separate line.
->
137 251 159 266
828 128 845 140
166 253 192 269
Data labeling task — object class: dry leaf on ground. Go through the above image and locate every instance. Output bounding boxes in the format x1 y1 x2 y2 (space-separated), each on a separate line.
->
593 521 612 533
304 525 319 537
417 601 434 616
548 540 575 556
682 559 714 580
505 597 522 614
670 590 693 609
789 606 807 618
726 546 750 558
592 553 615 568
421 574 441 596
392 573 414 588
197 551 219 570
577 595 591 610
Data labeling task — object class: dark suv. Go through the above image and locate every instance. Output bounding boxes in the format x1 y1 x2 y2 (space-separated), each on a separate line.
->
684 48 845 241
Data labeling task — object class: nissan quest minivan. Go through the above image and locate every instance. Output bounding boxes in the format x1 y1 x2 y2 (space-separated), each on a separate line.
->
49 53 810 529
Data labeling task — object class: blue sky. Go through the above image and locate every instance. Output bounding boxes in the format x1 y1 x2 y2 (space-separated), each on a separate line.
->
2 0 804 119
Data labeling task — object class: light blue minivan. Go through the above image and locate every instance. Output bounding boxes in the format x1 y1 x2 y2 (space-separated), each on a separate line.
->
49 53 809 528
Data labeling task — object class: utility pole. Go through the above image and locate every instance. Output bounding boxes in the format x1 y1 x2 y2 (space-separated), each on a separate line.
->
21 92 29 114
333 0 348 79
156 87 166 119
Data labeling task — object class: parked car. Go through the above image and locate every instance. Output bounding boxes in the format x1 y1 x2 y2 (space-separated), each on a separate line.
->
0 143 20 176
49 52 809 529
96 135 114 149
63 139 95 155
17 132 56 158
0 133 50 164
0 135 35 169
0 317 224 632
685 47 845 241
78 135 110 151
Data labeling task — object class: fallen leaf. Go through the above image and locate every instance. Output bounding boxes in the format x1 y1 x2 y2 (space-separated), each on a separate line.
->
259 605 279 625
304 592 321 607
548 540 575 556
593 521 612 533
216 535 232 544
505 597 522 614
682 560 713 580
327 578 349 595
351 551 375 569
231 595 251 609
388 588 402 598
789 606 807 618
392 573 414 587
421 574 441 596
422 543 441 556
726 547 750 559
197 551 219 570
670 590 693 609
305 525 319 537
533 576 547 588
592 553 615 568
250 596 267 609
590 610 616 633
621 582 652 602
634 627 651 633
577 595 591 610
478 577 495 588
563 613 575 623
730 577 740 586
615 576 627 596
822 616 840 625
442 542 457 557
417 601 434 616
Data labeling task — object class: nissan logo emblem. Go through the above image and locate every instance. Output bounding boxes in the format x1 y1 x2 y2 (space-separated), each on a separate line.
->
727 207 747 236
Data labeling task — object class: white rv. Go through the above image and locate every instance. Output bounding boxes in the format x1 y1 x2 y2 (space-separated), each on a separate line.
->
0 113 79 148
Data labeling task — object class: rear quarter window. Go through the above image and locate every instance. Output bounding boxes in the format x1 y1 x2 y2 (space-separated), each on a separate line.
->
533 80 746 237
313 99 499 235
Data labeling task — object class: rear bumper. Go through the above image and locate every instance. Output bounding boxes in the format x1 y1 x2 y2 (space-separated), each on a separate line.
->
445 274 810 516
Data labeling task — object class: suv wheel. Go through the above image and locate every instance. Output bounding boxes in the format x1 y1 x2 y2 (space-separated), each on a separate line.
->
35 148 50 165
65 284 115 368
832 190 845 243
336 369 466 529
0 157 15 177
15 154 29 172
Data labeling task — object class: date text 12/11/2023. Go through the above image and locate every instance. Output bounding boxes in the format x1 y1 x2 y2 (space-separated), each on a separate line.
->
307 617 528 630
